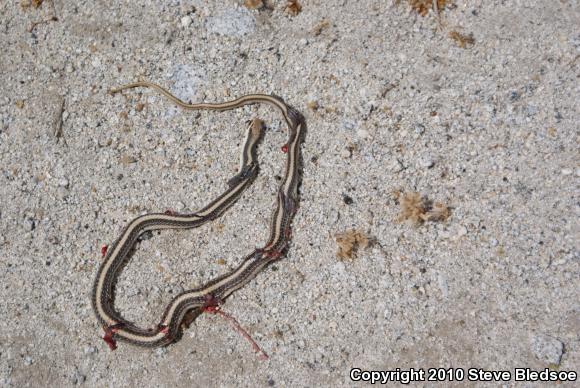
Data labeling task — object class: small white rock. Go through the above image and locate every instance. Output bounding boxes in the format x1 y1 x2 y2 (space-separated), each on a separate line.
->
383 308 391 319
24 218 35 232
206 8 256 37
552 258 566 266
530 334 563 365
437 273 449 298
455 225 468 238
181 15 192 27
357 129 369 139
419 155 435 169
561 168 572 175
342 120 356 130
340 148 351 158
58 178 69 188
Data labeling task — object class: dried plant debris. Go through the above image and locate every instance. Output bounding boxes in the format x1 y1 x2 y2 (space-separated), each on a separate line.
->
395 191 450 225
312 19 330 36
285 0 302 16
20 0 44 9
449 30 475 48
398 0 450 16
306 100 319 111
243 0 263 10
335 230 372 260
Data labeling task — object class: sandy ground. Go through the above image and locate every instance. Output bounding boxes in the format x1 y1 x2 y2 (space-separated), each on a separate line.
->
0 0 578 386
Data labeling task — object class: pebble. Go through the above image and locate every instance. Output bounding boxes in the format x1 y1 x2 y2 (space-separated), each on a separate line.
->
356 129 369 139
414 124 425 135
169 64 203 104
91 57 101 68
58 178 69 188
24 218 36 232
456 225 468 238
71 370 86 385
525 105 538 117
24 356 33 365
530 334 563 365
561 168 572 176
181 15 192 27
419 155 435 169
342 119 356 130
206 8 256 37
339 148 351 158
383 307 391 319
437 273 449 298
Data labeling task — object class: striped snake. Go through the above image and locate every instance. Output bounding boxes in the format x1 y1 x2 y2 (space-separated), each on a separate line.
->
91 81 304 349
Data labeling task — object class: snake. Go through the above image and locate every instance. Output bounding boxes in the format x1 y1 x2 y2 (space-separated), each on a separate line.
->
91 81 304 349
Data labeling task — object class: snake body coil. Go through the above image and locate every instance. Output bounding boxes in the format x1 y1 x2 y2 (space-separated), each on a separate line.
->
91 81 304 348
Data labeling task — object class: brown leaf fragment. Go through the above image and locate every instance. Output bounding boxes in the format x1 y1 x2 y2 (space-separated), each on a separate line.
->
396 192 450 225
244 0 263 10
449 30 475 48
335 230 371 260
307 100 319 111
402 0 450 16
423 202 450 222
285 0 302 16
312 19 330 36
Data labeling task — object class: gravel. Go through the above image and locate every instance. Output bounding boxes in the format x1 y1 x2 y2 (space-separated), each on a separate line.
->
0 0 578 387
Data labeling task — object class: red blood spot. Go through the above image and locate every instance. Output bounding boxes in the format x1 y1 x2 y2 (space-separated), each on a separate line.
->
203 305 220 313
164 209 176 215
101 245 108 257
281 144 288 153
202 294 222 313
265 250 282 259
102 324 122 351
159 325 169 334
103 333 117 351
